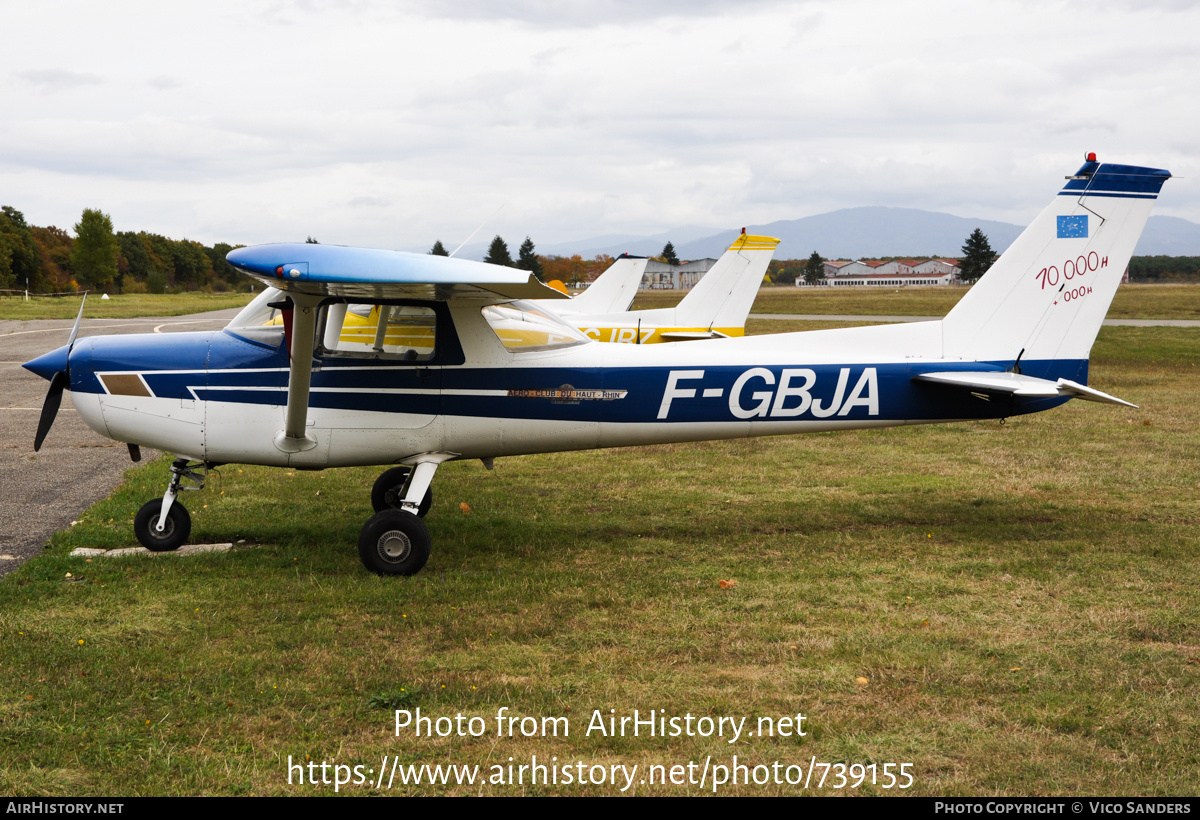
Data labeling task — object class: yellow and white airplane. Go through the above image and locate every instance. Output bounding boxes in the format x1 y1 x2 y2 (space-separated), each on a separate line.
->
315 233 778 349
559 231 779 344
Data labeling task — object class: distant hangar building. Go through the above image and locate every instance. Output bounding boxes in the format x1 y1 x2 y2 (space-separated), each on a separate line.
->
798 259 961 287
639 258 718 289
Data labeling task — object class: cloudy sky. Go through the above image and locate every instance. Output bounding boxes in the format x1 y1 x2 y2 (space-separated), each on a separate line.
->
3 0 1197 253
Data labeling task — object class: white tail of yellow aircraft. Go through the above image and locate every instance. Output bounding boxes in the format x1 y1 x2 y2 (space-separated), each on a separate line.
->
565 231 780 343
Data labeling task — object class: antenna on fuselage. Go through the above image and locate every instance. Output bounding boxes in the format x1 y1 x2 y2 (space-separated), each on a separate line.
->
449 204 506 258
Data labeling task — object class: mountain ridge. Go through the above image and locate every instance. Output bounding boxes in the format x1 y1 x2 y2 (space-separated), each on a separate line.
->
439 209 1200 262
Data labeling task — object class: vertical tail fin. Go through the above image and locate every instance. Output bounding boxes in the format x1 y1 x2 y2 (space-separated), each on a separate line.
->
549 255 648 315
942 158 1170 367
672 232 780 334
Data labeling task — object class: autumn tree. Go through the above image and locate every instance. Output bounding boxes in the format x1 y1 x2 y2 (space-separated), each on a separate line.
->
0 206 41 290
661 241 680 266
116 231 153 293
71 208 119 291
429 240 448 256
169 239 214 289
766 260 799 285
484 235 513 267
803 251 825 285
31 226 75 291
516 236 544 281
541 254 613 288
206 242 238 290
959 228 997 284
141 233 177 292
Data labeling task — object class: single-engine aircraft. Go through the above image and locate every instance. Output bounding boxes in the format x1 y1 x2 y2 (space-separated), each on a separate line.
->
550 232 780 343
23 155 1169 577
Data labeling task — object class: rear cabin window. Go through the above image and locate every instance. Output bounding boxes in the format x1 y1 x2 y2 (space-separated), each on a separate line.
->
318 303 437 361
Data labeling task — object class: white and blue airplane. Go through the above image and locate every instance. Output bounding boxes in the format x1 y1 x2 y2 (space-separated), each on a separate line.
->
23 156 1169 576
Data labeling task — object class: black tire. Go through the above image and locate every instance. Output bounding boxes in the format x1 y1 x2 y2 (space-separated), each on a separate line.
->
134 499 191 552
370 466 432 517
358 509 431 576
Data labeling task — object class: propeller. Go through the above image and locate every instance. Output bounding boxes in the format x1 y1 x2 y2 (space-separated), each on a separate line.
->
32 294 86 452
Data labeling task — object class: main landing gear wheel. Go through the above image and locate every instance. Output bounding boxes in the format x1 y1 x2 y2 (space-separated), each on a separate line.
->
371 466 432 517
358 509 431 576
134 498 192 552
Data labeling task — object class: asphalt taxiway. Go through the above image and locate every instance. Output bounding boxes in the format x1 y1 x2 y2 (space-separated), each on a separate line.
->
0 308 241 576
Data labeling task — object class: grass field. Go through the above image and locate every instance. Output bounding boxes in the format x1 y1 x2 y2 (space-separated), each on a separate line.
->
3 283 1197 323
0 292 257 321
633 283 1200 320
0 305 1197 795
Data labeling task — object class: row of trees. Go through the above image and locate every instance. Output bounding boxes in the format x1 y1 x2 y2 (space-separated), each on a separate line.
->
8 210 1197 296
462 231 1000 288
767 252 828 286
1127 256 1200 282
431 235 618 288
0 206 241 294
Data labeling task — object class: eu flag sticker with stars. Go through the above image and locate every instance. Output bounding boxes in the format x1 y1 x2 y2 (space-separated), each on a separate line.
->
1057 214 1088 238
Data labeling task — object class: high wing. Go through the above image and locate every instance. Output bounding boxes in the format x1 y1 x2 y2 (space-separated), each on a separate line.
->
226 243 567 302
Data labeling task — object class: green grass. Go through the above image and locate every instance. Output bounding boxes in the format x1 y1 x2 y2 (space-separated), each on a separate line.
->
0 292 257 321
1 326 1197 795
633 283 1200 320
2 283 1193 323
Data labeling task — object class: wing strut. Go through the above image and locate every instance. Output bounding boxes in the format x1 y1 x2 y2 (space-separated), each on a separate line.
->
274 293 323 453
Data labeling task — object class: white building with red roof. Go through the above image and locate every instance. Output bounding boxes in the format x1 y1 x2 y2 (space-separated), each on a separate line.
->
801 258 960 287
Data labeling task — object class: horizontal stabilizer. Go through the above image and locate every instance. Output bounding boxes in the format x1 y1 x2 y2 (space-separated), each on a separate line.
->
657 330 729 341
914 371 1137 407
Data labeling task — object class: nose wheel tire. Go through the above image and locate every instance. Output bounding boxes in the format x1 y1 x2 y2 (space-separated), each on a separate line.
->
371 466 432 517
134 499 191 552
358 509 431 576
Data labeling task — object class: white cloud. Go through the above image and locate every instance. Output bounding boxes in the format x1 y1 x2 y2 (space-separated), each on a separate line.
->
1 0 1197 247
16 69 104 93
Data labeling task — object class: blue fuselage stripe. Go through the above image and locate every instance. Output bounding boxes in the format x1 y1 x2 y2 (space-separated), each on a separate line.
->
70 330 1086 425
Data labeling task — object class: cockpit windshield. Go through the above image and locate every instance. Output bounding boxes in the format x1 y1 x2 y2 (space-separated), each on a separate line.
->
481 300 591 353
224 287 287 345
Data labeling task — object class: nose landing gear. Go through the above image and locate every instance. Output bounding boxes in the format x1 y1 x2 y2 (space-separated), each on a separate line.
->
133 458 208 552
